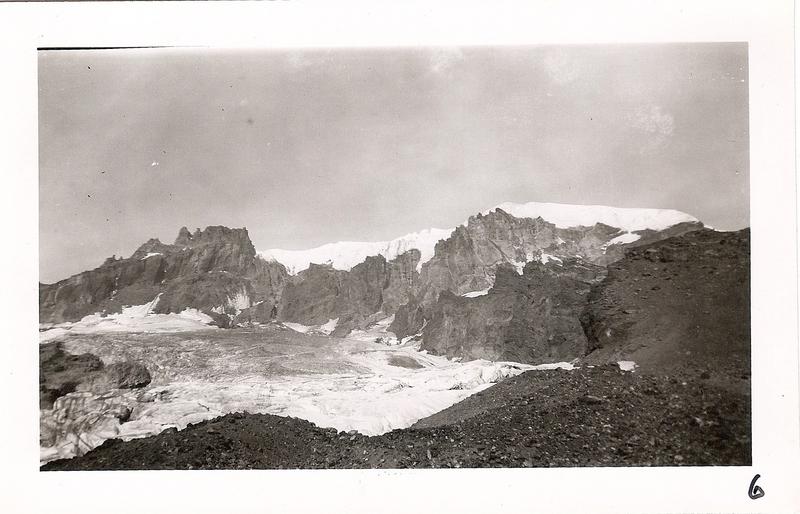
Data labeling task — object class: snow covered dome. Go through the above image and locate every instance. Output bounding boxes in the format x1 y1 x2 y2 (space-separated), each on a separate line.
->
488 201 699 232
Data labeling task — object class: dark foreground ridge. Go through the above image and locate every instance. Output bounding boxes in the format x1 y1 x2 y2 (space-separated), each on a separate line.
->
43 365 750 470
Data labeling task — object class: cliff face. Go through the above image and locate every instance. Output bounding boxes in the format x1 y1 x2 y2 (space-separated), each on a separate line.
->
39 224 420 330
279 250 421 334
389 210 703 339
421 259 604 364
39 226 289 325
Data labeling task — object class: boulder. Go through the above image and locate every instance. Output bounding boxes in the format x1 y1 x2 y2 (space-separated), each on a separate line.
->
39 342 104 409
103 362 152 389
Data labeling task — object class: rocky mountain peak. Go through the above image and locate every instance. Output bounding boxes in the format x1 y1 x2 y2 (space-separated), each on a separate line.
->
40 224 280 325
130 238 173 259
175 227 192 246
173 226 256 257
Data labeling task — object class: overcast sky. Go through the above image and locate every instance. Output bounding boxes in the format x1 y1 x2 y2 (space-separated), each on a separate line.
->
39 44 748 283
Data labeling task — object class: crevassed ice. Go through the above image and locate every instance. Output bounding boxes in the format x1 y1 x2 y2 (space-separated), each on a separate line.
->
41 333 577 463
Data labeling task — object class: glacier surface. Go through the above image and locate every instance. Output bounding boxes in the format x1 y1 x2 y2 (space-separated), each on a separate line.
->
260 227 454 275
39 328 572 463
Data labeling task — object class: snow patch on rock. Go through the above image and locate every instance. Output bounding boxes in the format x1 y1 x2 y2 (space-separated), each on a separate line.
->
318 318 339 335
211 288 251 316
282 322 311 334
282 318 339 336
346 315 401 345
538 253 563 265
602 232 642 251
462 289 490 298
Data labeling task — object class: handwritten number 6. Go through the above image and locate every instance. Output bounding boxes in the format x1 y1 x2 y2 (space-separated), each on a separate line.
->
748 474 765 500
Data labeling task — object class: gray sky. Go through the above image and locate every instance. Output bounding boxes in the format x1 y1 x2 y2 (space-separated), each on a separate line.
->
39 44 748 284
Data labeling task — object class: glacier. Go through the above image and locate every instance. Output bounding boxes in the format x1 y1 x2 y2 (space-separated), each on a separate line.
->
39 329 573 463
259 227 454 274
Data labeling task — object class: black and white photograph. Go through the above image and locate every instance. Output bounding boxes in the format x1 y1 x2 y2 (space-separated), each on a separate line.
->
1 1 798 513
37 43 753 471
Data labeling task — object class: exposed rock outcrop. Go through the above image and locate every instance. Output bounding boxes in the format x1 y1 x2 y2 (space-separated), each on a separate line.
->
84 362 152 391
405 227 748 367
390 210 703 339
421 259 604 364
39 342 105 409
279 250 421 333
39 342 151 409
39 226 289 326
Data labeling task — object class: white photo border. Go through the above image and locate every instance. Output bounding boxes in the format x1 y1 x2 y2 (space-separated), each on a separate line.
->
0 1 796 513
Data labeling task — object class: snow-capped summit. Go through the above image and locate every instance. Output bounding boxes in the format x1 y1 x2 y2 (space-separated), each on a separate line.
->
259 227 454 275
487 201 699 232
259 201 701 275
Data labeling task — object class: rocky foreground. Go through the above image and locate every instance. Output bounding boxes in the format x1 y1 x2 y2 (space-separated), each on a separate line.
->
42 364 749 470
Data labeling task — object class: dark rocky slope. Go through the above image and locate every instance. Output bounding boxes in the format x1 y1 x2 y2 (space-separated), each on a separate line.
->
580 228 750 372
42 365 749 470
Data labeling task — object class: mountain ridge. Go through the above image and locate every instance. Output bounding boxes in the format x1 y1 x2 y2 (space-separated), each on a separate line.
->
258 201 701 276
39 200 711 366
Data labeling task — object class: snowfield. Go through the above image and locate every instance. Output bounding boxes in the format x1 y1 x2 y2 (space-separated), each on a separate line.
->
260 227 454 274
39 295 217 343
